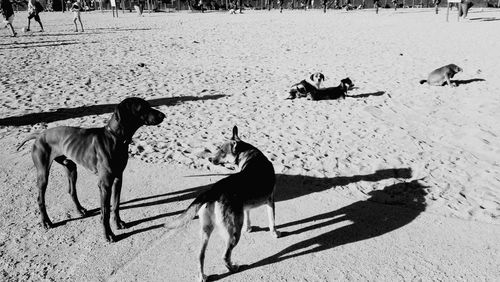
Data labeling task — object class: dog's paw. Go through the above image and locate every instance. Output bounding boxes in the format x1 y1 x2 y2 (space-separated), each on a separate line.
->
104 232 117 243
271 230 281 238
116 220 127 230
77 207 89 217
42 220 54 229
225 263 239 273
199 274 208 282
244 226 256 233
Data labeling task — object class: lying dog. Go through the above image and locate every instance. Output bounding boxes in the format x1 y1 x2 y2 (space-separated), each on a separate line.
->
165 126 280 282
420 64 462 87
308 77 354 100
17 97 165 242
286 72 325 99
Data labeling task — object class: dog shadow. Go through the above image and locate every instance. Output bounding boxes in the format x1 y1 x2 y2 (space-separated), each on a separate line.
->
0 94 226 126
210 179 427 281
107 168 413 240
453 78 485 86
52 168 417 242
346 91 385 99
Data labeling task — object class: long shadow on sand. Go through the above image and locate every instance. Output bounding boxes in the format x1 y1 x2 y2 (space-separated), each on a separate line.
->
0 94 226 126
0 39 77 46
0 42 81 49
210 179 427 281
346 91 385 99
454 78 485 86
113 168 414 240
48 168 418 244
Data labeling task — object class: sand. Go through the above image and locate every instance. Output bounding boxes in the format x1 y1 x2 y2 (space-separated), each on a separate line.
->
1 7 499 281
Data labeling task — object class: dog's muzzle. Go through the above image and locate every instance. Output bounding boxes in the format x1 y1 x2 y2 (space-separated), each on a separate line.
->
146 110 165 125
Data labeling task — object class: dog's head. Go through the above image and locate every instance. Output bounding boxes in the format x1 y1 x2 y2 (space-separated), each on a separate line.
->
340 77 354 90
449 64 463 74
309 72 325 88
114 97 165 127
209 126 253 167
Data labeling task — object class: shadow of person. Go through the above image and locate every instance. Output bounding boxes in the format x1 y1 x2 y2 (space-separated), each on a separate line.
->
275 168 413 202
0 94 226 126
210 180 427 281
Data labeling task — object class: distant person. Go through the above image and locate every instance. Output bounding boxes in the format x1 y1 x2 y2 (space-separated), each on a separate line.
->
70 0 84 32
373 0 380 13
459 0 473 18
1 0 16 37
27 0 44 32
133 0 142 16
433 0 440 14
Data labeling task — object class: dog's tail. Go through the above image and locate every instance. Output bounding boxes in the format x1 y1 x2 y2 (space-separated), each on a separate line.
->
16 133 40 151
419 79 427 84
164 190 212 230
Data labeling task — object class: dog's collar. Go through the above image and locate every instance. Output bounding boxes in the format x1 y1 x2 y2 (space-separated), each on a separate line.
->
105 125 131 145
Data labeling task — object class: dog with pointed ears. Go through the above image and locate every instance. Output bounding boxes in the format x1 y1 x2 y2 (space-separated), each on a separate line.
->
286 72 325 99
164 126 280 282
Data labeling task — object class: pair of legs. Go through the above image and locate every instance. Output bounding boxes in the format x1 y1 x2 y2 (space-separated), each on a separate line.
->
4 17 16 37
197 199 280 282
35 152 125 242
73 14 84 32
27 14 44 32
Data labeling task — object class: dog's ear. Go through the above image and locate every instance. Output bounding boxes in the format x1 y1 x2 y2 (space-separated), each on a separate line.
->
319 73 325 81
112 102 125 124
231 140 238 154
231 126 241 142
310 74 315 81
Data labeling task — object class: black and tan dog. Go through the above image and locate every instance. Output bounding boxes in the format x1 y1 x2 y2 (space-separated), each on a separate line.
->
420 64 462 87
286 72 325 99
17 97 165 242
308 77 354 100
165 126 280 282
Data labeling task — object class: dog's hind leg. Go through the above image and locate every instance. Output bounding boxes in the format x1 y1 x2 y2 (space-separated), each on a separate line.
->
32 144 53 229
242 209 253 232
54 156 88 217
198 205 214 282
220 208 243 273
266 197 281 238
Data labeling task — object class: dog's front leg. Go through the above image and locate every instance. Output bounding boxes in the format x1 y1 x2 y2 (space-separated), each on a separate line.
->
99 175 116 242
111 176 127 229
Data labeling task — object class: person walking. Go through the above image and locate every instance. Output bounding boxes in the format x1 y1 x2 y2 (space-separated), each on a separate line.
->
27 0 44 32
70 0 84 32
1 0 17 37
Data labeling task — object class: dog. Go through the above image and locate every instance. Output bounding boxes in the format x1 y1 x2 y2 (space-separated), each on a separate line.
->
420 64 462 87
286 72 325 99
164 126 280 282
308 77 354 100
16 97 165 242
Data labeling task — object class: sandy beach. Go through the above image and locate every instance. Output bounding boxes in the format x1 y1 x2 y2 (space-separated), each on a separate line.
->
1 7 500 281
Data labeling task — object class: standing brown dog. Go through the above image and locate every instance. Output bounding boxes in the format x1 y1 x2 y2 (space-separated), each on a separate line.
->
17 97 165 242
